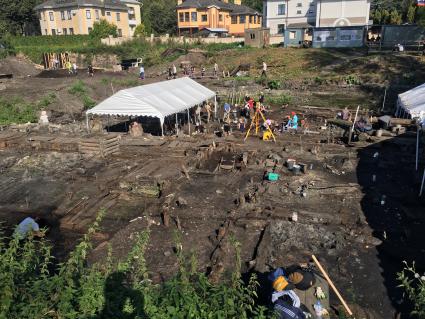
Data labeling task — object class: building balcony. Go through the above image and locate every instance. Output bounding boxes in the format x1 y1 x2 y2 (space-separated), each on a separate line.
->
129 19 137 26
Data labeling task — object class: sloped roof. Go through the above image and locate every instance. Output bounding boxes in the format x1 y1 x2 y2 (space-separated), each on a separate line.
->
86 77 216 122
176 0 261 16
398 83 425 119
35 0 128 11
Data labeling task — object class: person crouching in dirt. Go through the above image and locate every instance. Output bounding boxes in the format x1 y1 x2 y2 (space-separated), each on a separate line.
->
65 61 72 75
223 103 231 123
88 64 94 77
72 62 78 75
14 216 45 240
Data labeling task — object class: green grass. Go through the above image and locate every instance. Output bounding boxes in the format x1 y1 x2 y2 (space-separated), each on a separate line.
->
68 80 87 96
0 92 58 125
266 94 292 106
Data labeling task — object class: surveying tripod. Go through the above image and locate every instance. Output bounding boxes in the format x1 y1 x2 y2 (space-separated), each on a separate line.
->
244 104 276 142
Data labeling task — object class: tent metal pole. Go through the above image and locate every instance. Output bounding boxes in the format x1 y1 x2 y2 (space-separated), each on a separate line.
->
176 113 178 135
214 95 217 121
420 168 425 197
187 109 191 136
416 126 420 171
86 113 89 133
161 119 164 137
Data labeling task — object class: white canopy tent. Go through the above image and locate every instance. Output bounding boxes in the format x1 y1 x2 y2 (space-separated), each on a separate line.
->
86 77 216 135
396 83 425 119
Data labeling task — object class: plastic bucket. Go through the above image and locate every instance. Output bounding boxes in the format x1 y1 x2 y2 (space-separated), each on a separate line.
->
267 173 280 181
287 159 296 170
293 164 301 174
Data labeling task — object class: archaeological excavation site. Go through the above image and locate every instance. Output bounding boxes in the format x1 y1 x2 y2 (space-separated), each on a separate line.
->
1 44 425 319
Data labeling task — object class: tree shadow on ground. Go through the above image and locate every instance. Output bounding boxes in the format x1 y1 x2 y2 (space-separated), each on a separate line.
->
356 131 425 318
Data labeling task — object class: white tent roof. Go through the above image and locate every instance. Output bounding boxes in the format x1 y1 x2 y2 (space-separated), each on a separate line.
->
397 83 425 119
86 77 215 123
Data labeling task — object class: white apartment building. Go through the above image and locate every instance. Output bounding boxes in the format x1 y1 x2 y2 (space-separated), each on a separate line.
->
263 0 371 35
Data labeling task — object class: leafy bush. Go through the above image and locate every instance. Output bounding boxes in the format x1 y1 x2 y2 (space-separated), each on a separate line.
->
134 23 147 37
266 94 292 106
90 20 118 39
267 80 281 90
0 93 57 125
344 74 361 85
69 80 87 96
0 212 270 318
398 261 425 318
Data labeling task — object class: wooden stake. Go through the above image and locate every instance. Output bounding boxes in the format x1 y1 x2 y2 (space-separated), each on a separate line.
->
312 254 353 316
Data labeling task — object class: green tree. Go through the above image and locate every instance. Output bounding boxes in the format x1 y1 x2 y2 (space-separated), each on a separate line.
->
390 9 403 24
89 19 118 38
417 7 425 26
134 23 146 37
242 0 263 12
381 9 391 24
140 0 176 35
372 9 383 24
407 5 416 24
0 0 42 35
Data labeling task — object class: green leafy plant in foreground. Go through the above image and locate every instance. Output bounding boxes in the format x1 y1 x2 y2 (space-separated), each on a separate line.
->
398 261 425 319
0 211 269 318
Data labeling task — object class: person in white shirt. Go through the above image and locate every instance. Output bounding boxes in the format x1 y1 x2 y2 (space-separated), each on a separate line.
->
262 61 267 77
139 65 145 80
14 217 43 239
172 64 177 79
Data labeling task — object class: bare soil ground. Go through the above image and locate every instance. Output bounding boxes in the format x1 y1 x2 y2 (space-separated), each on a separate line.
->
0 48 424 318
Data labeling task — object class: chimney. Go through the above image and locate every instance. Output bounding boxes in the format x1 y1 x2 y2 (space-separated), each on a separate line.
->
177 0 184 5
233 0 241 4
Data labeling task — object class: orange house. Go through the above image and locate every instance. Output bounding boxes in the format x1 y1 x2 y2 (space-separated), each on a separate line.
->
176 0 262 36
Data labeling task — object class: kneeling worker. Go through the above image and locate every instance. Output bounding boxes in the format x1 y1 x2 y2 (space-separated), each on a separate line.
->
14 216 44 239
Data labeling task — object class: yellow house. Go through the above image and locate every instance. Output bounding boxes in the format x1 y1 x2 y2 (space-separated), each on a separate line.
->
176 0 262 36
34 0 142 37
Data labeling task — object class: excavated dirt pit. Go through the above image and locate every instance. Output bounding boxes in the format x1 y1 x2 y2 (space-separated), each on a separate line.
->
0 107 424 319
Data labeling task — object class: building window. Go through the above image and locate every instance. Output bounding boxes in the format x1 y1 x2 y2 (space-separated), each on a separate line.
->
191 12 197 22
116 12 120 21
297 10 302 14
219 14 223 22
231 16 237 24
184 12 189 21
52 29 56 35
308 10 314 14
277 24 285 34
88 27 93 33
249 15 253 23
45 29 47 35
250 33 255 39
201 14 207 22
95 10 100 20
49 12 54 21
61 11 65 20
69 28 74 35
179 12 184 22
239 15 246 24
289 31 296 39
278 4 286 15
106 11 111 16
86 10 91 19
39 12 43 20
63 28 67 35
67 10 72 20
118 29 122 36
297 2 302 7
254 15 257 24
